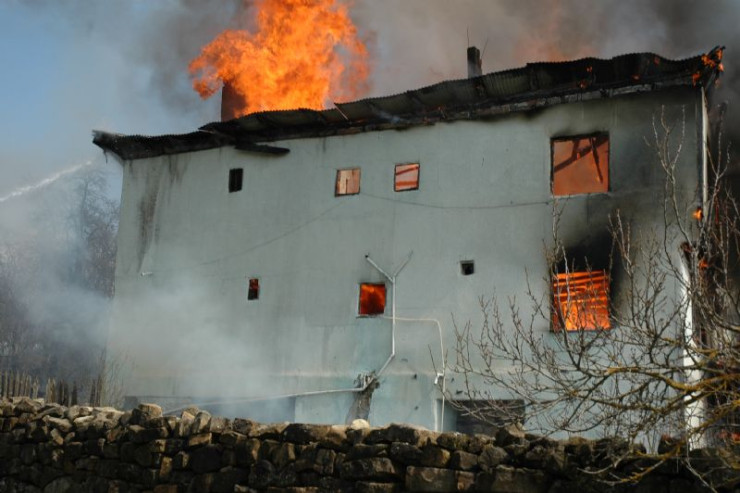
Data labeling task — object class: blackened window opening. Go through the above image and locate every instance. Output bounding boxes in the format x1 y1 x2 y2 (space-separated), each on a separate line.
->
461 260 475 276
229 168 244 192
248 278 260 300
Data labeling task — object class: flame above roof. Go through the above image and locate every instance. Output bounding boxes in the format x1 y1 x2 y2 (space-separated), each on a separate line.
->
94 48 724 161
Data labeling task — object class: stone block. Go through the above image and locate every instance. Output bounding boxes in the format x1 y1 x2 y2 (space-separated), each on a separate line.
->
44 416 72 433
273 442 296 469
191 411 212 435
478 445 508 471
339 457 403 482
496 424 527 447
449 450 479 471
405 466 474 492
130 403 163 424
235 438 260 467
219 430 246 448
173 451 190 470
175 411 195 438
389 442 423 465
366 424 420 445
313 448 336 475
208 416 229 434
419 445 450 468
191 444 222 474
49 429 64 447
346 443 389 461
250 422 288 440
283 423 331 444
211 466 248 493
187 433 212 448
133 443 163 468
437 432 470 451
188 473 214 493
153 485 180 493
232 418 256 436
356 482 403 493
476 465 549 493
159 455 173 481
249 460 276 489
130 424 169 443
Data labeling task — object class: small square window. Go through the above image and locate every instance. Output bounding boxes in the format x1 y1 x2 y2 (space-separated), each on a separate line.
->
358 283 386 316
552 134 609 196
229 168 244 193
335 168 360 196
247 278 260 300
394 163 420 191
460 260 475 276
552 270 610 331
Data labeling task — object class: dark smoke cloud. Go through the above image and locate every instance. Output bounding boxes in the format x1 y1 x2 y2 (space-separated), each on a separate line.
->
355 0 739 150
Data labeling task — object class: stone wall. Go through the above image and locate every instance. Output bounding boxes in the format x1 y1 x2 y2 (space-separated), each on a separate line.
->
0 398 735 492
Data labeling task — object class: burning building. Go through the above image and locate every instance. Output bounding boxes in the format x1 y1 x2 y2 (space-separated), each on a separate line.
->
94 47 723 433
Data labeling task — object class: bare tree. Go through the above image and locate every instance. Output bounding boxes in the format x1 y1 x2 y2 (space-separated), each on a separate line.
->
0 163 119 394
451 109 740 485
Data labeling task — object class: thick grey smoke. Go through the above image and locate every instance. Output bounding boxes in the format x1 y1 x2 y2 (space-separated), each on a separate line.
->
357 0 739 142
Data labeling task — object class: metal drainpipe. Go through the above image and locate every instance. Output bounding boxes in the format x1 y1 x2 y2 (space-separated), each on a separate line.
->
365 253 412 378
165 253 413 417
383 316 446 431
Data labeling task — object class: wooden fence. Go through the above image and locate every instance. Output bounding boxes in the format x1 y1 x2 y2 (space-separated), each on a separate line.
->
0 370 102 407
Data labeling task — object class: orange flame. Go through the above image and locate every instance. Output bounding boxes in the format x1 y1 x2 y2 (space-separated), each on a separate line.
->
553 270 611 331
189 0 370 116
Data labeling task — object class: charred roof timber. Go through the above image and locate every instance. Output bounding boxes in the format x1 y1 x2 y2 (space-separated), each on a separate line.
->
93 47 725 161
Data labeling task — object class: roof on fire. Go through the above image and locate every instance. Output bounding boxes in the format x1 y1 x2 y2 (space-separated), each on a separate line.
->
93 47 724 161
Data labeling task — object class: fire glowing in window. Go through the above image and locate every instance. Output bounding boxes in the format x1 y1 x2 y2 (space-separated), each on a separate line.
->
358 283 386 316
552 270 610 331
394 163 420 191
552 134 609 196
336 168 360 196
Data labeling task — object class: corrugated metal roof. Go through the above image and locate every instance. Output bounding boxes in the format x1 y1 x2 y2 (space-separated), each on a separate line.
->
94 48 724 161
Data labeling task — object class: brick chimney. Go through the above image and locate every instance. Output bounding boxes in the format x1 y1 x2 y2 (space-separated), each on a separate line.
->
221 82 245 121
467 46 482 78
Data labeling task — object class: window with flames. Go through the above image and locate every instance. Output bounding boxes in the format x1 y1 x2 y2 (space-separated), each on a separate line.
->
552 269 611 331
552 134 609 196
394 163 420 192
358 283 386 316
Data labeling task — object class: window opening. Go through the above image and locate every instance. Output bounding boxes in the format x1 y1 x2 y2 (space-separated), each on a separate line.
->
394 163 420 191
335 168 361 196
229 168 244 193
453 399 525 435
552 269 610 331
247 278 260 300
460 260 475 276
552 134 609 196
358 283 386 316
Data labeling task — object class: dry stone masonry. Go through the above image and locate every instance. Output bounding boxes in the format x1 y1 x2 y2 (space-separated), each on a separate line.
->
0 398 736 492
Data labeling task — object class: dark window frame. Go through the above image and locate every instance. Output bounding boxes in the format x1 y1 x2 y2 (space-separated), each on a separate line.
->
229 168 244 193
247 277 260 301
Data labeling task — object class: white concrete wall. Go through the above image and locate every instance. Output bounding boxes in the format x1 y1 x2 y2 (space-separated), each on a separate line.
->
108 87 705 431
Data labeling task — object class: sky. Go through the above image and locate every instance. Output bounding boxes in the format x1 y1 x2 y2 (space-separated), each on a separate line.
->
0 0 738 202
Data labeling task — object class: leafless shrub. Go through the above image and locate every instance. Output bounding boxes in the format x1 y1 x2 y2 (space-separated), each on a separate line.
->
451 108 740 485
